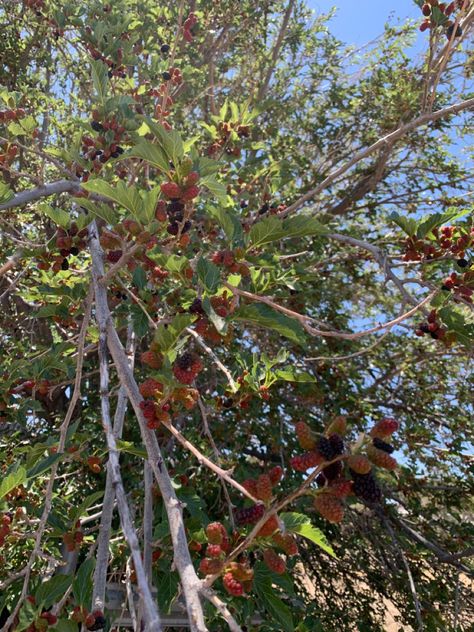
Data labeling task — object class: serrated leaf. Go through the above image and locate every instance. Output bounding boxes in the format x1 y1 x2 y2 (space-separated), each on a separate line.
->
153 313 196 354
81 180 142 217
127 141 170 173
200 175 228 204
247 216 283 248
281 512 335 557
0 466 27 499
235 303 306 346
72 558 95 607
39 203 70 229
207 206 243 244
144 118 184 165
253 563 294 632
77 199 118 226
389 212 417 237
35 574 73 609
17 599 37 632
132 266 147 290
196 257 221 293
282 215 328 239
91 60 109 104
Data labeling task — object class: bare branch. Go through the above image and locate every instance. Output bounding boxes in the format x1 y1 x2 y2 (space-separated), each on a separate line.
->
0 180 79 211
279 97 474 218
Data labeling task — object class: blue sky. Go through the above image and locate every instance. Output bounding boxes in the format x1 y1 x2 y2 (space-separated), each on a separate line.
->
308 0 421 45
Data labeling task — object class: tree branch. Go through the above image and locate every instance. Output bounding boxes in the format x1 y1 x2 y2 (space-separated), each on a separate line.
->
0 179 79 211
88 222 207 632
279 97 474 218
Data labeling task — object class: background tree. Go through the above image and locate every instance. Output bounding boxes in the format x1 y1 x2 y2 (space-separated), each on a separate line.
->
0 1 473 631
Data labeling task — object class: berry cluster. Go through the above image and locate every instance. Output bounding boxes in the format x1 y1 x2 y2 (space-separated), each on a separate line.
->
415 309 449 341
80 113 126 175
403 224 472 262
84 35 128 79
207 121 250 157
172 351 203 385
158 172 200 238
72 607 106 631
63 521 84 552
37 225 88 273
289 417 400 522
442 270 473 302
0 107 26 122
211 249 250 276
419 0 466 35
199 522 254 597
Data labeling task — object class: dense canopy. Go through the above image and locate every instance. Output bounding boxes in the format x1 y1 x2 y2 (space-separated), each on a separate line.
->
0 1 473 631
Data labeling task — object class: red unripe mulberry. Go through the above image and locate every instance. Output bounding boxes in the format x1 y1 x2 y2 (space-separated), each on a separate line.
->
370 417 399 438
313 493 345 523
263 549 286 574
160 181 182 198
295 421 316 450
255 474 273 501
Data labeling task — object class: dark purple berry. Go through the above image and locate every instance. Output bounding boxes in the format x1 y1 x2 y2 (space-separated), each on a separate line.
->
372 437 395 454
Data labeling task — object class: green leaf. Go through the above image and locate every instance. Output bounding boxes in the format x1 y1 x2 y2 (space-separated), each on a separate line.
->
281 512 336 557
132 266 147 290
72 558 95 607
153 313 196 354
206 206 243 244
155 571 180 613
144 118 184 165
0 466 27 499
253 563 294 632
200 175 228 204
91 60 109 104
81 179 142 216
275 368 315 382
0 181 14 204
35 574 73 609
235 303 306 346
26 453 62 479
431 6 449 25
116 440 147 459
389 212 417 237
247 216 282 248
282 215 328 239
39 203 70 229
196 257 221 293
70 490 105 523
141 186 161 223
17 599 37 632
127 141 170 173
77 199 118 226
